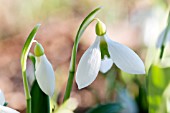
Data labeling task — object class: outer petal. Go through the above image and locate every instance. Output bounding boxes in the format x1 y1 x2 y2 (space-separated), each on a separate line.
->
0 105 20 113
35 55 55 96
100 56 113 73
76 37 101 89
0 90 5 106
104 35 145 74
156 28 170 48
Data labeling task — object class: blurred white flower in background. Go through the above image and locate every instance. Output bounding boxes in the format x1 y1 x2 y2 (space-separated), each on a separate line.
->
116 89 138 113
0 89 20 113
130 7 166 47
156 27 170 48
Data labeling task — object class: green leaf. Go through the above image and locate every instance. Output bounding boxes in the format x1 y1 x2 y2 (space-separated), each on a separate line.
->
20 24 40 113
86 103 122 113
148 65 170 113
29 54 50 113
21 24 40 71
31 80 50 113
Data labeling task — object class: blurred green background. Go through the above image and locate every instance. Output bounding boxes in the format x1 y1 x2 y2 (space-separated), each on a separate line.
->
0 0 170 113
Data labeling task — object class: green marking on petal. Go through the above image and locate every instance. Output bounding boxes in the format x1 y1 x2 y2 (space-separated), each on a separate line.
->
100 37 110 59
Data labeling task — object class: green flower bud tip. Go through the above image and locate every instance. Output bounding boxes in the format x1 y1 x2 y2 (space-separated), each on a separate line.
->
34 42 44 57
95 20 106 36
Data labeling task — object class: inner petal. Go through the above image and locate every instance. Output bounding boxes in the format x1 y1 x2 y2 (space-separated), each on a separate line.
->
99 36 110 59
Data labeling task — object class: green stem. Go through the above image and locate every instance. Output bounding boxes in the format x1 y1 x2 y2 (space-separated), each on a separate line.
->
26 98 31 113
63 70 75 101
22 70 31 113
63 43 77 102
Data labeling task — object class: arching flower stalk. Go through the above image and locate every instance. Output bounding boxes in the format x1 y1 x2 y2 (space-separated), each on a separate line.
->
0 90 20 113
76 19 145 89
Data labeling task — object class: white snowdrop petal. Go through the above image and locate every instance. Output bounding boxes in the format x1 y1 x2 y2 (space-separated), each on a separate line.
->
35 55 55 96
76 37 101 89
100 57 113 73
26 61 35 88
0 90 5 106
156 28 170 48
0 105 20 113
105 35 145 74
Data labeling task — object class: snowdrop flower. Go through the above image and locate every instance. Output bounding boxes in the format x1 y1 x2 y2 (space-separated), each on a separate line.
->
156 27 170 48
34 42 55 96
76 20 145 89
0 90 20 113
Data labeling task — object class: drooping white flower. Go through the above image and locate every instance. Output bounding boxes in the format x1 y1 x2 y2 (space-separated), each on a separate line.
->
156 28 170 48
76 20 145 89
34 43 55 96
0 90 20 113
156 12 170 48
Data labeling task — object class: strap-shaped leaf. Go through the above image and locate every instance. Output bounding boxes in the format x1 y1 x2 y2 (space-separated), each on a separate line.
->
86 103 122 113
21 24 40 71
20 24 40 113
31 80 50 113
